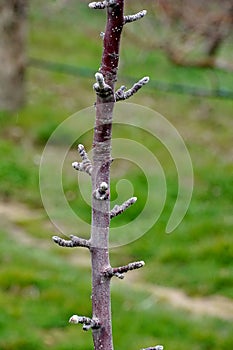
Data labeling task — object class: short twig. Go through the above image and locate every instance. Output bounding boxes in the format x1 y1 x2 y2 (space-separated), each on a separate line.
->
124 10 147 24
89 0 117 10
110 197 137 219
52 235 90 249
104 261 145 279
69 315 101 331
72 144 92 176
93 72 112 97
115 77 150 101
94 182 109 200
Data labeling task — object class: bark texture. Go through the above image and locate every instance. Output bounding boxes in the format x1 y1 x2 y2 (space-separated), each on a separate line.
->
0 0 27 111
91 3 124 349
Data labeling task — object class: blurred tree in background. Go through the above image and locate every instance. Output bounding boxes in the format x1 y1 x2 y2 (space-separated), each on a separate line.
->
158 0 233 69
0 0 27 111
126 0 233 71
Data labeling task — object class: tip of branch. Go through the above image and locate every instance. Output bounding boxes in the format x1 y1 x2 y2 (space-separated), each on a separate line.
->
93 72 113 97
78 144 84 151
138 260 145 267
100 181 108 191
124 10 147 24
110 196 138 219
72 161 78 168
143 76 150 83
89 0 117 9
115 77 150 102
69 315 79 324
88 2 105 9
95 72 104 83
88 2 96 9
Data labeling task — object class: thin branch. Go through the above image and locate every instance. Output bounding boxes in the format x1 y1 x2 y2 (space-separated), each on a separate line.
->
124 10 147 24
69 315 101 331
104 260 145 279
52 235 90 249
110 196 137 219
141 346 164 350
94 181 109 200
72 144 92 176
89 1 106 9
93 72 113 98
89 0 117 10
115 77 150 101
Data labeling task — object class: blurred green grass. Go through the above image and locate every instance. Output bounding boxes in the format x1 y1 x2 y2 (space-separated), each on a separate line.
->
0 231 232 350
0 0 233 349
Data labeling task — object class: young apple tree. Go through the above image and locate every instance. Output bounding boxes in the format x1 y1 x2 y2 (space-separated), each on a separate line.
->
53 1 163 350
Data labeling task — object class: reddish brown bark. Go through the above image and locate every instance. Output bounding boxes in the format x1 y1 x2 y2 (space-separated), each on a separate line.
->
99 1 124 87
91 2 124 349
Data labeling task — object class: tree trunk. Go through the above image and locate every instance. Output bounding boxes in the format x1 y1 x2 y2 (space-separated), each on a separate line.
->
52 2 152 349
91 2 124 349
0 0 27 111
